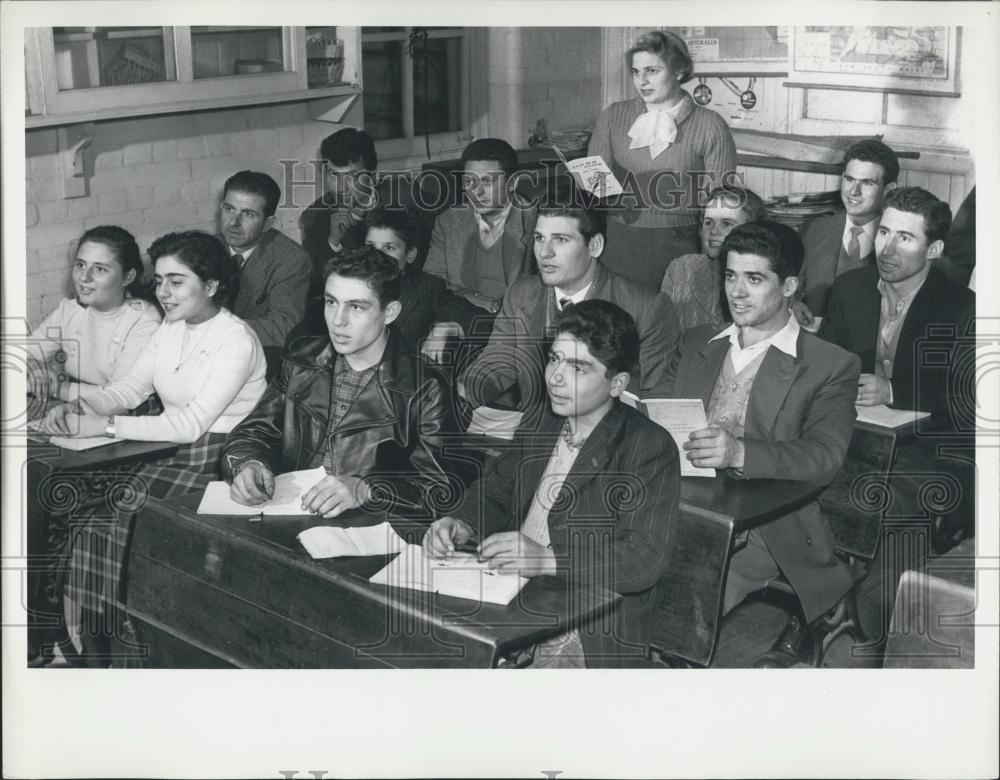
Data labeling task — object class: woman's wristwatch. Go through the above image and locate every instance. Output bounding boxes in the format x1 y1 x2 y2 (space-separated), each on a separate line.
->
105 416 116 438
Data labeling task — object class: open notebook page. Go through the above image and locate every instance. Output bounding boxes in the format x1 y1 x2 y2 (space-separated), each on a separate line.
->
370 543 528 606
197 467 327 515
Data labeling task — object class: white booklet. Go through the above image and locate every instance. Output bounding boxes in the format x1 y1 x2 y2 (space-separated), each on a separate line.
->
298 522 407 559
197 467 327 515
26 420 117 451
466 405 523 441
855 404 931 429
370 543 528 606
637 398 717 478
552 144 623 198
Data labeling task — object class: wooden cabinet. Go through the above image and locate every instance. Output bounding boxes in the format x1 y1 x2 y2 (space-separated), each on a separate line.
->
24 26 362 128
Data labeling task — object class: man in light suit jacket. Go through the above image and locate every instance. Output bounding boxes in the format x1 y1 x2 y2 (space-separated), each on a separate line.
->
424 300 680 668
655 220 860 667
423 138 537 317
795 140 899 325
220 171 311 378
460 205 681 430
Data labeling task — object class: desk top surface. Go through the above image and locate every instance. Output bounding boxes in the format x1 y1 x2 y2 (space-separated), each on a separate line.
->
679 474 824 530
27 438 179 472
138 492 622 660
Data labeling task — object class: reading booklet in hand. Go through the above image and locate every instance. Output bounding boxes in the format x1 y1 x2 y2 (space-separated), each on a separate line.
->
552 144 623 198
633 397 717 478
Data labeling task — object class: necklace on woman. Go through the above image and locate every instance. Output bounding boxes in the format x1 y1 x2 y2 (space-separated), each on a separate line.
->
173 322 212 373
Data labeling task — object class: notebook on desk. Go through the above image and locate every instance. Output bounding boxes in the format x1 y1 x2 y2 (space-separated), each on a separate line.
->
370 543 528 605
197 467 326 515
855 404 931 429
26 419 117 451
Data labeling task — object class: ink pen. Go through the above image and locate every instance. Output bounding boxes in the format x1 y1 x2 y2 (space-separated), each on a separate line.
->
452 540 485 562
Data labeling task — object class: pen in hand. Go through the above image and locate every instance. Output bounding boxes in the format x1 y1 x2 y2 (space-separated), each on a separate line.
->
452 540 485 562
254 471 274 500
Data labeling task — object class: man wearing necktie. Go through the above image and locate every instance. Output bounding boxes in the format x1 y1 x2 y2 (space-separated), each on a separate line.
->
460 205 681 433
220 170 311 379
795 140 900 328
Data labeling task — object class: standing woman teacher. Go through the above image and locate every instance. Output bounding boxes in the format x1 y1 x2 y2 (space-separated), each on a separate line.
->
589 30 737 289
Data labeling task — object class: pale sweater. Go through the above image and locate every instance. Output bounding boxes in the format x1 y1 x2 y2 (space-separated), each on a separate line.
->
85 308 267 443
31 297 162 402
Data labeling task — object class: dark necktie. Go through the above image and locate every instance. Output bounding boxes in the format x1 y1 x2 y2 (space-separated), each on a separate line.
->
559 297 571 310
233 253 245 269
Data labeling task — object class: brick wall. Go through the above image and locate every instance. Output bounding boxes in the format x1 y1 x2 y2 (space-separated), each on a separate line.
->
24 27 607 330
24 103 349 329
487 27 604 146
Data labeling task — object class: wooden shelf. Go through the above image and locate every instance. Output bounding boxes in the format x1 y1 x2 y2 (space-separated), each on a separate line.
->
24 83 360 129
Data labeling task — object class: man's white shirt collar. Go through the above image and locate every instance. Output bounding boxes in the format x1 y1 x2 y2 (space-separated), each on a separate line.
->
710 313 800 371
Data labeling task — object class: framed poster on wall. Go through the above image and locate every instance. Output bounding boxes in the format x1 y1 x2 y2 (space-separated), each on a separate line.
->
788 26 961 96
667 26 789 75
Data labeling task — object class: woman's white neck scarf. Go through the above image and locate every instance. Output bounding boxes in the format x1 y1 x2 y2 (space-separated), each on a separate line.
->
627 100 683 159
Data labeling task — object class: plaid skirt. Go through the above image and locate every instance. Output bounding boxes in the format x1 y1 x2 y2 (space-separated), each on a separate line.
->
67 432 227 614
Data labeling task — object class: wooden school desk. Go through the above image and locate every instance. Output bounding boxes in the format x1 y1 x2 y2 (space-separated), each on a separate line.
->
114 492 622 668
649 475 825 667
26 438 179 660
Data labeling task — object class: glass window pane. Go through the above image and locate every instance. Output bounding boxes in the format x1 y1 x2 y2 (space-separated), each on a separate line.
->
412 36 462 136
306 27 345 88
362 40 404 141
364 27 406 34
52 27 175 90
190 26 285 79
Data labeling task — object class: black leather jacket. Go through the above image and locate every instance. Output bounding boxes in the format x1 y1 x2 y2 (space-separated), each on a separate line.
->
222 329 468 518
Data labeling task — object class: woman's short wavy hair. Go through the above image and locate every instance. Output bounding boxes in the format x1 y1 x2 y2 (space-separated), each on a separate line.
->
626 30 695 84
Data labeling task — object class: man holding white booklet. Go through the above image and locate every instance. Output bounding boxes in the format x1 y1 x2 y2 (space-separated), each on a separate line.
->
220 247 464 519
424 300 680 668
651 220 860 668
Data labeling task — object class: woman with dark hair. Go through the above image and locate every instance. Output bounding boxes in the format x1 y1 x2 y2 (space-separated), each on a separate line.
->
589 30 738 289
28 225 161 404
42 230 266 496
39 231 267 664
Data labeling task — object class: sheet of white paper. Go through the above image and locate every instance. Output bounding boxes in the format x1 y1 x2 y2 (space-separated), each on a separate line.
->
297 522 406 559
855 404 930 429
640 398 717 478
370 543 527 606
197 467 327 515
466 405 522 440
45 435 117 451
25 420 116 451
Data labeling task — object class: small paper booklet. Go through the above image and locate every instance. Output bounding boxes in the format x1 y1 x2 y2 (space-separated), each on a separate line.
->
370 543 528 606
855 404 930 429
197 467 326 515
466 405 523 441
298 522 407 559
26 419 116 451
626 395 717 478
552 144 624 198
